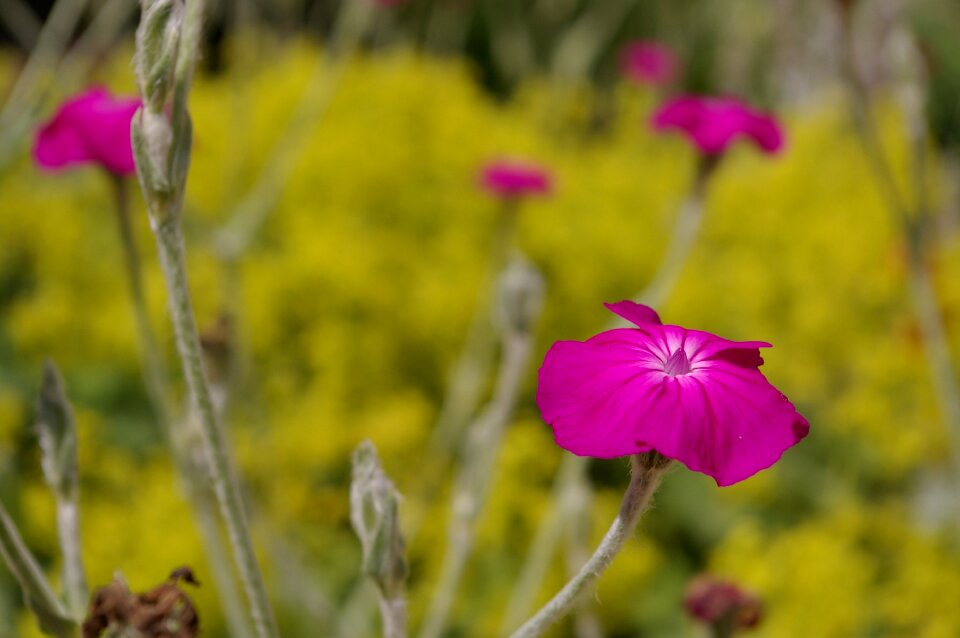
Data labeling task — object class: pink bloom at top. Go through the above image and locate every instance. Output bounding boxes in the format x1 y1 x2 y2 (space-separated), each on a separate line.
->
651 96 784 156
33 87 141 176
620 41 679 87
480 160 553 200
536 301 808 486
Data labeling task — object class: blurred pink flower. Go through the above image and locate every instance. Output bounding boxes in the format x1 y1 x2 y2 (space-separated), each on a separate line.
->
479 160 553 199
651 96 784 156
684 575 763 630
620 41 678 86
34 87 141 176
536 301 808 486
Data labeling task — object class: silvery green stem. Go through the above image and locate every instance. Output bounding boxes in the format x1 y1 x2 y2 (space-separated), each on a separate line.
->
0 0 89 122
111 174 255 638
133 0 280 635
214 0 375 260
418 257 543 638
633 156 715 310
508 454 670 638
152 218 280 638
0 0 41 49
0 500 76 638
35 361 87 620
840 15 960 466
499 456 585 635
424 202 518 471
110 176 174 432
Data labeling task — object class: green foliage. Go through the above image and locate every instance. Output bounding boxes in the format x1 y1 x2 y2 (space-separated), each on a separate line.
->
1 41 959 636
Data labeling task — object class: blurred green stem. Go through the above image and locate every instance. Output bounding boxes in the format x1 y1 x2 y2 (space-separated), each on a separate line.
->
36 361 87 620
418 256 539 638
0 500 76 638
214 0 375 260
0 0 41 49
509 454 670 638
840 15 960 465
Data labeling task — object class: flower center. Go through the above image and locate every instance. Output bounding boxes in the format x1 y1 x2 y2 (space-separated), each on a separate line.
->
663 348 692 377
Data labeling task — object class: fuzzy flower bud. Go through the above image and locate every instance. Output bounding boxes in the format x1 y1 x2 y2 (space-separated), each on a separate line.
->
350 440 407 600
36 361 79 500
495 255 544 336
136 0 183 113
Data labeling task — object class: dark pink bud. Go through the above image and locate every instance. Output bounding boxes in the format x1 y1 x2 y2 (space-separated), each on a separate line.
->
620 41 679 87
479 159 553 200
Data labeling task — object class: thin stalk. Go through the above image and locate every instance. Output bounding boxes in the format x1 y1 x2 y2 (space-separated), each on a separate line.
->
0 0 89 123
840 21 960 464
504 162 713 629
110 176 254 638
111 176 173 430
0 0 41 49
418 312 536 638
54 498 85 619
214 0 374 260
378 597 407 638
508 455 670 638
134 0 280 633
0 500 76 638
499 455 585 635
152 218 280 638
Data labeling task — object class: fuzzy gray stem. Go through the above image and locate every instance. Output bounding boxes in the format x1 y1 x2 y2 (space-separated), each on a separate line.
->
418 326 535 638
54 498 86 620
0 500 75 638
111 176 255 638
508 455 669 638
152 218 280 638
378 596 407 638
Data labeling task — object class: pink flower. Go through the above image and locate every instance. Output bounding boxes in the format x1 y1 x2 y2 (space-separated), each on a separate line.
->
620 41 678 87
536 301 808 486
479 160 553 199
651 96 784 156
33 87 141 176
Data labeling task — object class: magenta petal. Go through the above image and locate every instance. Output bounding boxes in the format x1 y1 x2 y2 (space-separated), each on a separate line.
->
33 87 140 175
651 95 785 157
604 301 662 327
537 304 808 486
538 330 665 458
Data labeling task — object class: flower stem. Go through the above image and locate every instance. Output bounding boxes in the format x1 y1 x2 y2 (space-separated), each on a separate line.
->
0 499 76 638
508 454 670 638
152 217 280 638
110 175 254 638
418 325 537 638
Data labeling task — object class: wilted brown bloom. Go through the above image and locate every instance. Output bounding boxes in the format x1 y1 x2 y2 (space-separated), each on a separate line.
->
684 574 763 631
82 567 200 638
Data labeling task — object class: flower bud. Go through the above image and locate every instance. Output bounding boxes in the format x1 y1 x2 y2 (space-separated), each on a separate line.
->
349 441 407 600
35 361 79 500
136 0 183 112
495 255 544 336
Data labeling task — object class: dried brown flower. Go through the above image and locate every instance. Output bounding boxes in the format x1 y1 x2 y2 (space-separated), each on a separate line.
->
82 568 200 638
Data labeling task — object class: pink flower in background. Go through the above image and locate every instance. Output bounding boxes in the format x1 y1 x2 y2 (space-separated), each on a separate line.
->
33 87 141 176
480 160 553 199
620 41 678 86
536 301 808 486
651 96 784 156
